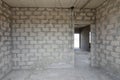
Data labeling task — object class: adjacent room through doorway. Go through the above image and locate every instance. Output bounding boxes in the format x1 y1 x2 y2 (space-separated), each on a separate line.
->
74 33 80 49
74 25 91 52
74 25 91 70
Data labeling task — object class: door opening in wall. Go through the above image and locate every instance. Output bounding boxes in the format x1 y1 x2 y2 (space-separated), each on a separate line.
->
74 34 80 49
74 26 91 69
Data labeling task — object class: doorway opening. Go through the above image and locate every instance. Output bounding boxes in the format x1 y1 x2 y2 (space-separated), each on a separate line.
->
74 25 91 68
74 25 91 52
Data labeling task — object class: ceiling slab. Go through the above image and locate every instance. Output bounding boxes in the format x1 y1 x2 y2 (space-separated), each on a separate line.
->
85 0 106 8
3 0 106 8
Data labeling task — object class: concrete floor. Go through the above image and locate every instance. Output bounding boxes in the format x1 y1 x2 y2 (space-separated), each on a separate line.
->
2 50 118 80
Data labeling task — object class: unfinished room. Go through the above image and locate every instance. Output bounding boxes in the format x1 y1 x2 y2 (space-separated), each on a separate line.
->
0 0 120 80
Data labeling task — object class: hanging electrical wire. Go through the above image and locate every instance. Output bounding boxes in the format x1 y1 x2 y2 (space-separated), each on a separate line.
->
70 7 74 25
81 0 91 9
58 0 63 8
70 0 78 25
69 0 93 30
75 0 82 8
72 0 78 8
55 0 57 8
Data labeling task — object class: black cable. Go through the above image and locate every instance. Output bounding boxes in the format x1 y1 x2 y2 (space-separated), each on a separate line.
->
58 0 63 8
73 0 78 7
81 0 91 9
75 0 82 8
55 0 57 8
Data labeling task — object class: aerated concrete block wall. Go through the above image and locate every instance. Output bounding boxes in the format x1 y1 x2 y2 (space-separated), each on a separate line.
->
95 0 120 78
0 0 12 79
11 8 95 69
1 0 120 79
0 1 95 78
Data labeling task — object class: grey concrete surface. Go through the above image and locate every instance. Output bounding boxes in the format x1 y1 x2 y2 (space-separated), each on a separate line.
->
80 27 90 51
2 50 118 80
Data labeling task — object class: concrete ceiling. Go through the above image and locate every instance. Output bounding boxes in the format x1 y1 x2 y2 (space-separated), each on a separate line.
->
3 0 106 8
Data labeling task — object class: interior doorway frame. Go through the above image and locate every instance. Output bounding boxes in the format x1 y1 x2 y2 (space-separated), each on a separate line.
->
74 24 96 67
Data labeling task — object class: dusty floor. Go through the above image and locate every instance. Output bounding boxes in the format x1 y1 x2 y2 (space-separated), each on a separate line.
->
2 50 118 80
